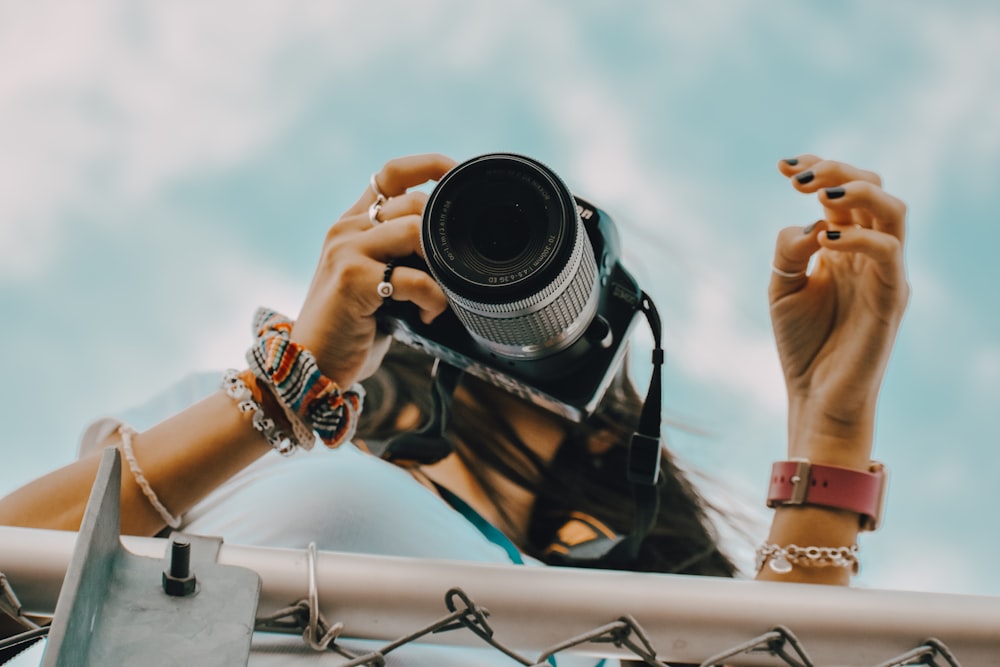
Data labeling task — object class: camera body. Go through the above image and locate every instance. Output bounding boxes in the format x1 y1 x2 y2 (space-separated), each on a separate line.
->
378 154 643 422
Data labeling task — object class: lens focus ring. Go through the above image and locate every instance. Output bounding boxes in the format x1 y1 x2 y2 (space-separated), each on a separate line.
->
443 229 599 358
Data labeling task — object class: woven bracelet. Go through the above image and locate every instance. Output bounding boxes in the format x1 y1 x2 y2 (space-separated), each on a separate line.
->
246 307 364 448
119 423 183 529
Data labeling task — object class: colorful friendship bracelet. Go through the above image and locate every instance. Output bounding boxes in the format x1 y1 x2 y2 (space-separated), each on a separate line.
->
246 307 364 448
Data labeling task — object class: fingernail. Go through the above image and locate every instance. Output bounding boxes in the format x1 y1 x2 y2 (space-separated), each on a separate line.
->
783 158 799 166
795 170 815 185
826 230 841 240
802 221 818 235
825 187 846 200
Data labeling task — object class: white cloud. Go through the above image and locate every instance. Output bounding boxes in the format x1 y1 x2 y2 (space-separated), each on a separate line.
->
970 345 1000 390
818 6 1000 223
671 281 786 412
868 542 982 595
0 2 363 280
184 256 306 374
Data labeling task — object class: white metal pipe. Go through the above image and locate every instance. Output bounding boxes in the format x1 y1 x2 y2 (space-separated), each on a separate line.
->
1 526 998 665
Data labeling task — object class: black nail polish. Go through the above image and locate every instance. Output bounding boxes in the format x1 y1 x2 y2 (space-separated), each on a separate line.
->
826 230 841 240
825 187 846 200
802 221 818 235
783 158 799 166
796 170 815 185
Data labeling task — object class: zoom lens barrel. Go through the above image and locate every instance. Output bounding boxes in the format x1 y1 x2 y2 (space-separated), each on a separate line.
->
422 154 600 360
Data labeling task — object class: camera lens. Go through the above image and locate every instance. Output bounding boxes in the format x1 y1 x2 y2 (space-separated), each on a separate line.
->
422 154 600 360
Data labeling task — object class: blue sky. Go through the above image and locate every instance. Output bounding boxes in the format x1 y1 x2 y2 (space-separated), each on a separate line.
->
2 0 999 600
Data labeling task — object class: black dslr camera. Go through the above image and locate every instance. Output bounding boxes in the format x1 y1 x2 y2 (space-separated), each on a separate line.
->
379 153 644 422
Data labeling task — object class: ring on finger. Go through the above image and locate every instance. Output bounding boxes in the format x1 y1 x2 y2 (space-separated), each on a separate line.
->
368 199 384 227
377 261 396 299
771 263 806 279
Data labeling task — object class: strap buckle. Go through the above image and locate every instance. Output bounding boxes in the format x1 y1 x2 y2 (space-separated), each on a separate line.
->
862 461 888 532
787 459 812 506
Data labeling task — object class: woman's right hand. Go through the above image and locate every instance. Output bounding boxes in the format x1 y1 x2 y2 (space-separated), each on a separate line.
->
291 154 456 387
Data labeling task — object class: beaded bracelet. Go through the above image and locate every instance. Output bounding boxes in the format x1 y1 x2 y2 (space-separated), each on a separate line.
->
246 307 364 449
238 365 315 452
222 368 296 456
755 543 860 576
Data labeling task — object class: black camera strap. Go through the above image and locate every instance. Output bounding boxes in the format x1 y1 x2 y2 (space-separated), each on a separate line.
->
548 291 664 569
602 291 664 565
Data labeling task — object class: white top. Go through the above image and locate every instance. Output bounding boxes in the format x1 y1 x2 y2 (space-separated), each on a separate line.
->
79 372 614 666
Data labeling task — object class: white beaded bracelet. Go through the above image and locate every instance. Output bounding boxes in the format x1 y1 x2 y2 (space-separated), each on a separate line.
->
755 543 860 576
118 424 182 530
222 368 296 456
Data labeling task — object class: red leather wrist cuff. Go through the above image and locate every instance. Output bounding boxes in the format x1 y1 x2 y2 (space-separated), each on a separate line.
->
767 459 887 531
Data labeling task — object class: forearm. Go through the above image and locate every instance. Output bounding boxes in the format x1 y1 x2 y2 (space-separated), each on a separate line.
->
763 154 906 585
0 389 271 536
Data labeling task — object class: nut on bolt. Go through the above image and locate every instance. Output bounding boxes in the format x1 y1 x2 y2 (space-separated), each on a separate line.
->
162 539 197 596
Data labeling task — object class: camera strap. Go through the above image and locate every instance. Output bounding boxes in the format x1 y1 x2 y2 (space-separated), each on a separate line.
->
605 291 664 564
549 291 664 569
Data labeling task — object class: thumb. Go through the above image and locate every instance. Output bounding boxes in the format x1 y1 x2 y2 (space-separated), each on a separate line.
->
769 220 824 296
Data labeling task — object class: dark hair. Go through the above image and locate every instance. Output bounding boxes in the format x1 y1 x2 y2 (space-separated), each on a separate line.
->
358 341 737 577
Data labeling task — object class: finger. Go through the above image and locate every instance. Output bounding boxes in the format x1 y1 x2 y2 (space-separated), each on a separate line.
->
781 157 883 191
344 153 456 217
336 191 430 234
382 264 449 324
317 211 424 277
777 153 822 177
781 158 883 227
818 181 908 243
818 226 907 290
355 214 425 259
769 220 825 298
379 190 429 220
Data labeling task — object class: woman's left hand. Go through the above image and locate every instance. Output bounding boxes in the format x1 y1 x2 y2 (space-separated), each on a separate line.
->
769 155 909 466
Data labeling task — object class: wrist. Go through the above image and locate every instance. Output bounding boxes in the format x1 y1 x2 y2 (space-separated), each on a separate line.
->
787 397 876 467
223 369 298 455
757 513 860 585
239 370 295 435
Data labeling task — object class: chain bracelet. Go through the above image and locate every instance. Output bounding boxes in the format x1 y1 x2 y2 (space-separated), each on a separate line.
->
755 543 860 576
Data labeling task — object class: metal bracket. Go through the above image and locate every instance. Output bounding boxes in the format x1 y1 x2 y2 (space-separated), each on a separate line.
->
41 447 260 666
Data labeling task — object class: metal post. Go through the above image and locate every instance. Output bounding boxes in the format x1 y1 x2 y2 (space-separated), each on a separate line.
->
32 448 261 666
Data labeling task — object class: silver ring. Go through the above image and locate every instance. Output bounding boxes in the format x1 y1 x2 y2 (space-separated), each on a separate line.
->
771 263 806 279
370 173 387 202
377 261 396 299
368 200 383 227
